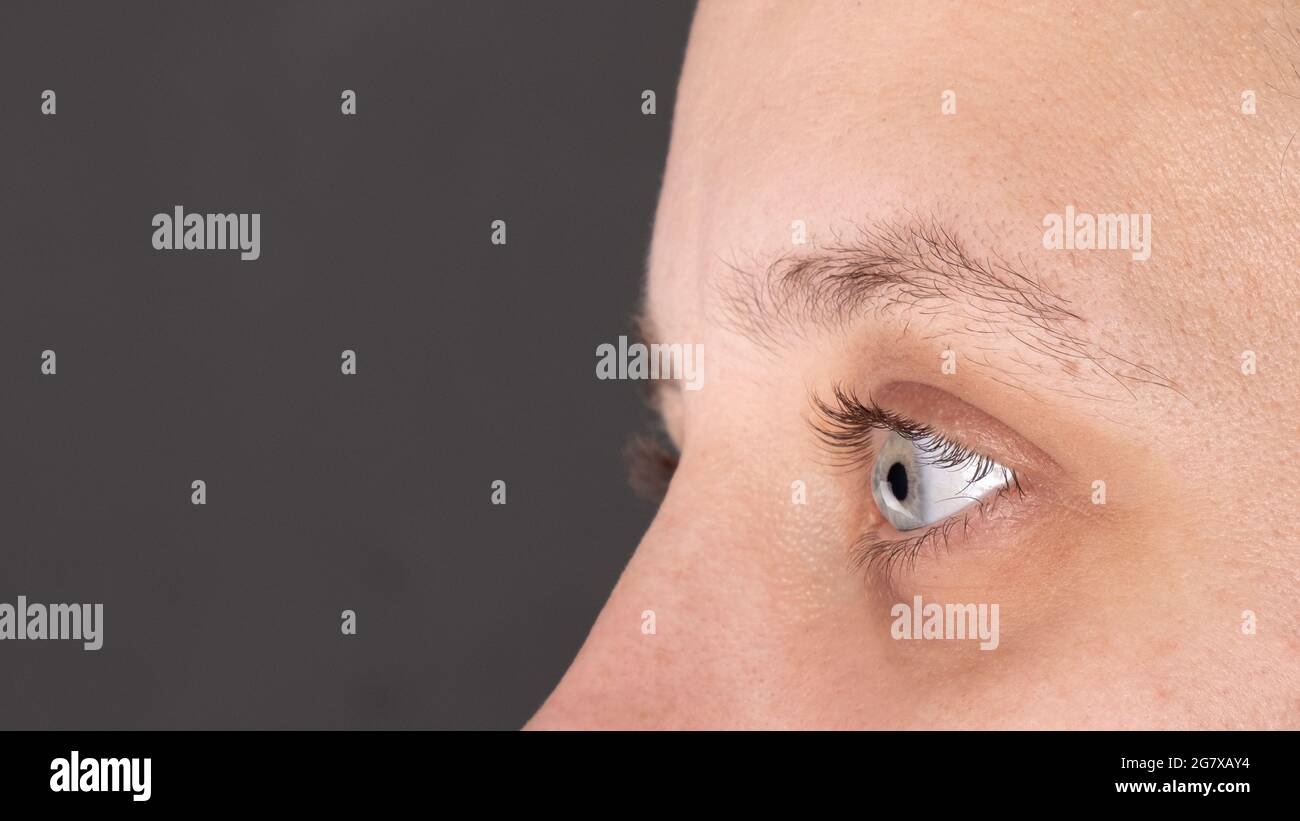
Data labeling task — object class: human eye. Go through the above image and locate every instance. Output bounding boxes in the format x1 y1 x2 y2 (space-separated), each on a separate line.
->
810 384 1027 585
871 429 1014 532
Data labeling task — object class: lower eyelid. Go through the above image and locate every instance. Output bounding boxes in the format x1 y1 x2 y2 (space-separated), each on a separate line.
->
852 480 1022 590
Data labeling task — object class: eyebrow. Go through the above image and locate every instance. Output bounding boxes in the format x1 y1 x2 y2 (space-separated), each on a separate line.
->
712 216 1178 400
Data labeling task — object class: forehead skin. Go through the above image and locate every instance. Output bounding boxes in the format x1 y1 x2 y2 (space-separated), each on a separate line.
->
652 0 1300 354
531 1 1300 728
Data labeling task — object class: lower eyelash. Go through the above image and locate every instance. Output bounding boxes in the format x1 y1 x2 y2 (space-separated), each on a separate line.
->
851 483 1019 589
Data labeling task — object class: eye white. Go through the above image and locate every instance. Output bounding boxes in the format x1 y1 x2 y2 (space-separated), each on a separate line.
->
870 430 1012 532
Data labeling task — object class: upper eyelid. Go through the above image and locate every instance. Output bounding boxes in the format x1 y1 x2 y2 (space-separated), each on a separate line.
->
811 380 1067 487
809 384 1021 479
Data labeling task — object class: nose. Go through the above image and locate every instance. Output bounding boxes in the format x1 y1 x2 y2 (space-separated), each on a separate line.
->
525 452 780 729
524 436 884 729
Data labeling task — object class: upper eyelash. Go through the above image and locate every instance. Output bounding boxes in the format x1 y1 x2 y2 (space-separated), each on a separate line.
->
810 384 1014 484
809 384 1023 586
624 432 678 503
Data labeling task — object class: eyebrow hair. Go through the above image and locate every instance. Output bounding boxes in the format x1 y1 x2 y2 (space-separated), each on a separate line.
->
713 216 1179 400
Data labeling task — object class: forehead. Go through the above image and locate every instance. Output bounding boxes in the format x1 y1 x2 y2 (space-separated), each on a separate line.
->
647 1 1298 373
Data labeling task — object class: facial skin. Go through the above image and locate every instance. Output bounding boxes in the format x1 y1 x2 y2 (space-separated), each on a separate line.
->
529 0 1300 728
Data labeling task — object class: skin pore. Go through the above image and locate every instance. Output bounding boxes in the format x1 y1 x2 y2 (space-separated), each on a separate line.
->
528 0 1300 728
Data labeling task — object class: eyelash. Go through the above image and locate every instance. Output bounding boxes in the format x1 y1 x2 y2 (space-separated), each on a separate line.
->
810 384 1024 585
624 433 679 503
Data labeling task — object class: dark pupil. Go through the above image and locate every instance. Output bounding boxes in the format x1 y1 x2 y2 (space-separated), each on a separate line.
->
887 462 909 502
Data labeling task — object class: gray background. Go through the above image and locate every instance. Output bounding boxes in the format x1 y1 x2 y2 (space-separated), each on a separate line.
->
0 0 695 729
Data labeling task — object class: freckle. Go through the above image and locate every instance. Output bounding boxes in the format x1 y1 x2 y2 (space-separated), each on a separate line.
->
1062 360 1080 377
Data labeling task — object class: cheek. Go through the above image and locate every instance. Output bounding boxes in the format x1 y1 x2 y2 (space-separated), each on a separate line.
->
658 442 871 632
616 455 892 722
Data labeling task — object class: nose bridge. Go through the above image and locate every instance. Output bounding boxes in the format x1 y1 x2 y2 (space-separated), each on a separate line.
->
528 453 785 728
